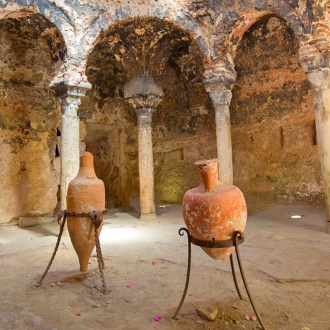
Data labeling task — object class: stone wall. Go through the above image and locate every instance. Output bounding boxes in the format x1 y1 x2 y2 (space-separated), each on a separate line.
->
231 16 323 206
0 13 64 224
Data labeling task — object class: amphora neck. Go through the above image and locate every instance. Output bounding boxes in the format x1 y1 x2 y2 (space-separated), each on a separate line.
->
79 152 96 177
194 158 219 192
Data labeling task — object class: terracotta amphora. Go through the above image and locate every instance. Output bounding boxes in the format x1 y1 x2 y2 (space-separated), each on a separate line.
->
182 158 247 260
67 152 105 272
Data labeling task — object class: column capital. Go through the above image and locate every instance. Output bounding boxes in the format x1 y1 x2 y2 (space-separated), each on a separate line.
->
50 80 92 99
50 81 92 115
124 75 164 109
203 60 237 92
203 60 236 106
58 96 82 116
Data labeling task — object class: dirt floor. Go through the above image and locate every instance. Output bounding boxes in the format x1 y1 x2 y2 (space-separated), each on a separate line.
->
0 204 330 330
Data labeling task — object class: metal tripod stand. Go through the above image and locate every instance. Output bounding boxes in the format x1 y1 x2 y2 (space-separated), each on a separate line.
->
172 228 266 330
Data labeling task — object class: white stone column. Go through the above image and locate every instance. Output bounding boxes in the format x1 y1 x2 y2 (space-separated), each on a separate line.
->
203 63 236 185
300 39 330 232
51 81 91 210
59 97 81 210
124 76 164 220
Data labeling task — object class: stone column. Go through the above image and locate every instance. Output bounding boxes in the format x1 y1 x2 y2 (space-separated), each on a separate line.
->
51 81 91 210
300 36 330 232
203 62 236 184
124 76 164 220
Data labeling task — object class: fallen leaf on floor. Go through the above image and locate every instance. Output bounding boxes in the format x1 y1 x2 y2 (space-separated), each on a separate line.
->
154 315 161 321
301 327 311 330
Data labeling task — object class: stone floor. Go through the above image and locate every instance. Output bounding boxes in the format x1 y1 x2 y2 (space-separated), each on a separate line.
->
0 204 329 330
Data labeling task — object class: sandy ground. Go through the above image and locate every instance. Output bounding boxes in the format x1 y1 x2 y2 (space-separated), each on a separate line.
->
0 204 330 330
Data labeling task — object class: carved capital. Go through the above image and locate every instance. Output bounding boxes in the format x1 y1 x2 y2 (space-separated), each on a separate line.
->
203 59 236 106
50 80 92 99
58 96 81 115
124 75 164 109
203 60 237 92
126 94 164 109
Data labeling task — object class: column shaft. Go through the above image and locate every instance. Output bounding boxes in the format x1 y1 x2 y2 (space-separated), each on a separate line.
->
206 88 234 185
60 114 80 210
309 77 330 231
51 81 91 211
137 107 156 218
215 104 233 184
299 39 330 232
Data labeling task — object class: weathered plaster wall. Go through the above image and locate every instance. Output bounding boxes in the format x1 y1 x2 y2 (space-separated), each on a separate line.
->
0 13 65 223
0 0 328 223
231 16 323 205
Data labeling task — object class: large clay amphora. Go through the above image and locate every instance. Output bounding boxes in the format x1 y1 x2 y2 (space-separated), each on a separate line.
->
67 152 105 272
182 158 247 260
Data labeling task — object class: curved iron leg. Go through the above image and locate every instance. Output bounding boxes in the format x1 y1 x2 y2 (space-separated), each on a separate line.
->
230 253 243 300
172 228 192 319
234 232 266 330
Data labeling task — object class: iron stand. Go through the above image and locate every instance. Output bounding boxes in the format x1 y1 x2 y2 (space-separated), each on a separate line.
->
172 228 266 330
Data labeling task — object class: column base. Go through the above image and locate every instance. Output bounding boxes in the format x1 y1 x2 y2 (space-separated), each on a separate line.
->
140 212 157 221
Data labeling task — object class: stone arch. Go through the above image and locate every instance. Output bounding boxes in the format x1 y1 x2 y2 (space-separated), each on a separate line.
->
229 15 323 206
213 2 308 61
0 10 67 224
0 1 73 46
82 16 216 209
0 1 90 83
82 2 211 80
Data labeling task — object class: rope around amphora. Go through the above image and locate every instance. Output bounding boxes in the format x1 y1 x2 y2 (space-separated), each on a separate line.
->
37 210 108 294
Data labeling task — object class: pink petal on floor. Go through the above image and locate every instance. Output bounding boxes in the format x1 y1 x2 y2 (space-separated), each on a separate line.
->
74 312 81 316
152 261 156 265
126 284 132 288
154 315 161 321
